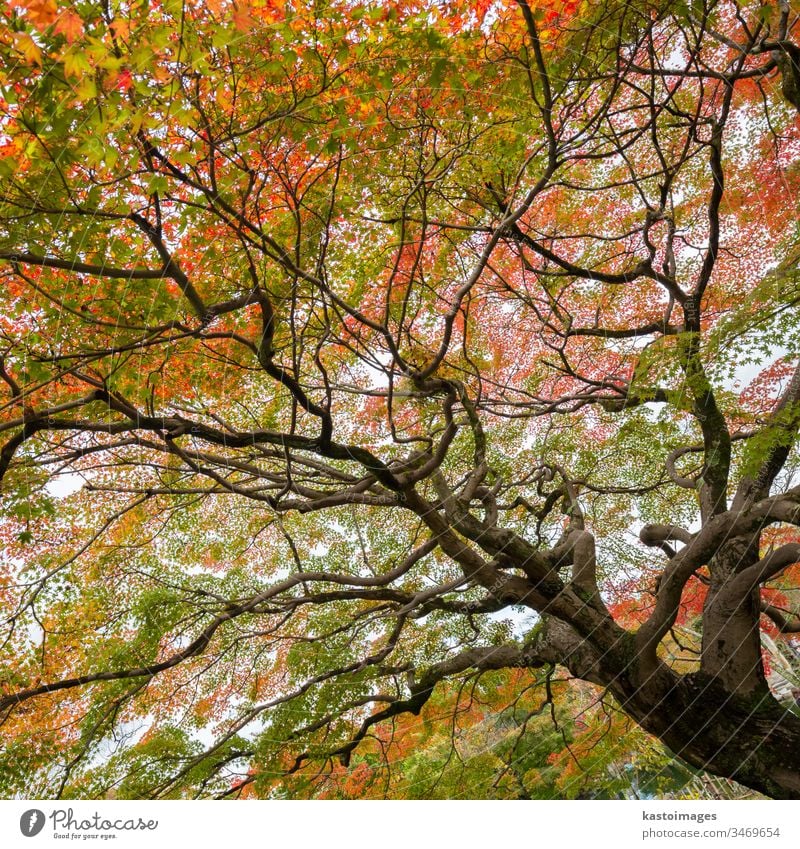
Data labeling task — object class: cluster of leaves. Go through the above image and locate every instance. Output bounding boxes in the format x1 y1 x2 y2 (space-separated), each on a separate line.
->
0 0 799 800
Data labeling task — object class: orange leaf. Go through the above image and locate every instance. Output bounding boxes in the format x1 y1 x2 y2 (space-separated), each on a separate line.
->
21 0 58 28
232 2 254 31
54 9 85 44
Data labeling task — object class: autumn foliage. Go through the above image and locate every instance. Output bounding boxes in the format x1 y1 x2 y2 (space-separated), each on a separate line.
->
1 0 800 799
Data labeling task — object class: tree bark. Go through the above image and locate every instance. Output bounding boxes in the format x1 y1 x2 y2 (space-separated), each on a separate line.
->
701 537 768 695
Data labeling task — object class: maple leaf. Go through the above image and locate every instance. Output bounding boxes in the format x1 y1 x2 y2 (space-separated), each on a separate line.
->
13 32 42 65
53 9 84 44
20 0 58 28
231 1 254 32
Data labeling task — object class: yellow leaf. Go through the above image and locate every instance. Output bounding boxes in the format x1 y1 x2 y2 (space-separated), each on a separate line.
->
75 77 98 100
63 49 92 79
15 32 42 66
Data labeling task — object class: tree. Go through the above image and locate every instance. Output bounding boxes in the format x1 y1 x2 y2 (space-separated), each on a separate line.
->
1 0 800 799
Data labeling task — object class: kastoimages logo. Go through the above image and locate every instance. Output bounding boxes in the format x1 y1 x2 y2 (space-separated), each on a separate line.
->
19 810 46 837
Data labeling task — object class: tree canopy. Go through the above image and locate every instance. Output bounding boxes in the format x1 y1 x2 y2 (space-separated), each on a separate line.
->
1 0 800 799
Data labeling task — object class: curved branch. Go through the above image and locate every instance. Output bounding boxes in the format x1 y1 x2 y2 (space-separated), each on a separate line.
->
333 641 549 766
761 602 800 633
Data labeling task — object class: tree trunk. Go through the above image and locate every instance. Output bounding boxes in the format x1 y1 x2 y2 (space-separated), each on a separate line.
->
545 611 800 799
701 537 768 695
637 674 800 800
